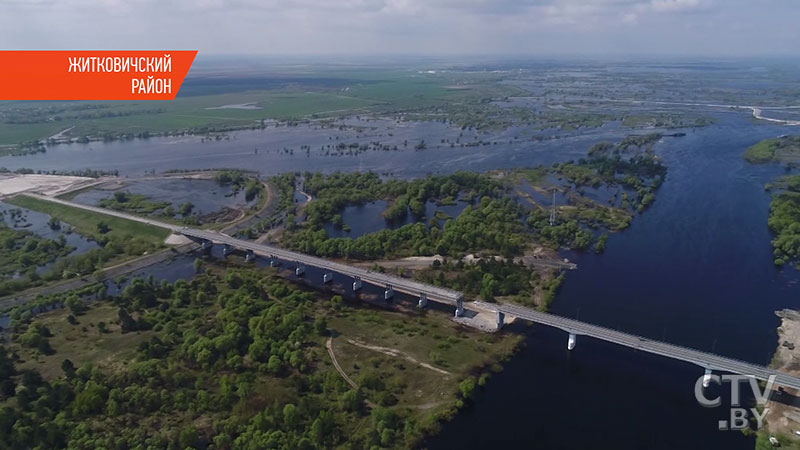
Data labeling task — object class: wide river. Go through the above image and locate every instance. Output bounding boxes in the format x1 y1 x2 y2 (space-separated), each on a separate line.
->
1 111 797 449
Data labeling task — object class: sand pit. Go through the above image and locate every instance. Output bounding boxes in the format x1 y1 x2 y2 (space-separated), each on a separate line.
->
0 174 96 198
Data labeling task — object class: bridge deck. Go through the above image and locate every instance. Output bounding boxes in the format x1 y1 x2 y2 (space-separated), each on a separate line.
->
21 194 461 304
477 301 800 390
183 228 462 303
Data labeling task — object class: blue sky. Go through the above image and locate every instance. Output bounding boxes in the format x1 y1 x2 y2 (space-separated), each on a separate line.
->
1 0 798 56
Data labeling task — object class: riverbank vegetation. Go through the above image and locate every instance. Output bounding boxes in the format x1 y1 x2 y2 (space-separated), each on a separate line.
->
0 264 519 449
279 141 663 309
743 135 800 164
744 137 800 267
765 174 800 266
0 220 74 282
283 172 515 259
0 196 169 297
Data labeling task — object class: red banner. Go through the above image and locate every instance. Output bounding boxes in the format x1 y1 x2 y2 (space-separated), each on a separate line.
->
0 50 197 100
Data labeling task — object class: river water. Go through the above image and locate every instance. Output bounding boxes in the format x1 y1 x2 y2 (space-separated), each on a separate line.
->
1 110 797 448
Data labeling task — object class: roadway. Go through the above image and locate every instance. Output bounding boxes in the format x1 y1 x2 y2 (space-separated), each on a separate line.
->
21 193 463 305
476 301 800 390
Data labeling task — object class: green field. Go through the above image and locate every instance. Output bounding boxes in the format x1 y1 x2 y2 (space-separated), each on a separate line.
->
0 70 524 147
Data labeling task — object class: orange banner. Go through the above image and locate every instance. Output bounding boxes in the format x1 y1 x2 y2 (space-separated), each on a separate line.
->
0 50 197 100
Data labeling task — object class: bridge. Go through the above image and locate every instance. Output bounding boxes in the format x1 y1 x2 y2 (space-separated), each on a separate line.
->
477 301 800 390
20 194 464 312
20 193 800 390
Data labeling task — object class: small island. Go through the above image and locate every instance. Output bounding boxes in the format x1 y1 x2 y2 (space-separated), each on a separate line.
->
743 135 800 165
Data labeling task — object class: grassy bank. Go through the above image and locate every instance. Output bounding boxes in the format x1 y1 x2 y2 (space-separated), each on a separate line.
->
743 136 800 164
5 194 169 246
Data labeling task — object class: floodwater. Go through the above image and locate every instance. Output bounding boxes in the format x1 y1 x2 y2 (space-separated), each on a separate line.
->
0 119 628 178
71 178 256 217
1 108 798 448
0 202 100 275
428 114 800 449
321 199 467 238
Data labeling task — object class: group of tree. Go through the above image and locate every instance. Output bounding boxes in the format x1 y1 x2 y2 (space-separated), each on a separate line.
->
0 268 438 449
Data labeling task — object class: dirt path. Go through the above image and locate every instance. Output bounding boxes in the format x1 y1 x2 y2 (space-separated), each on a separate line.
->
346 339 452 376
220 180 275 234
326 337 359 390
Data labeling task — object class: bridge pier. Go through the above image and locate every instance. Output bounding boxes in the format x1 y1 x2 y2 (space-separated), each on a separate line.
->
269 255 279 267
454 296 464 317
222 244 232 257
295 263 305 276
201 239 212 251
702 368 713 388
568 333 577 351
418 293 428 308
323 272 333 284
245 249 256 262
496 311 505 329
384 285 394 301
352 277 362 291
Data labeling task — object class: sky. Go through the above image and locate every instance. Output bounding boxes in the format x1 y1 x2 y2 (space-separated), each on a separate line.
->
1 0 798 57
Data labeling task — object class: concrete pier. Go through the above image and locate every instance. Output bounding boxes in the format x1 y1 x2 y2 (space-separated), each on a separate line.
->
384 285 394 301
323 272 333 283
418 293 428 308
702 368 713 388
568 333 577 350
352 277 362 291
245 249 256 262
496 311 505 329
295 263 305 276
201 239 212 250
222 244 232 257
455 296 464 317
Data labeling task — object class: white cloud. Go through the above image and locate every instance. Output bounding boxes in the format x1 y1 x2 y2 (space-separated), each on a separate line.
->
0 0 796 56
650 0 703 12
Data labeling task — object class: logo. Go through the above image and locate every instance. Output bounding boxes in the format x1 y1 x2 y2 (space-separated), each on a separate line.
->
694 373 775 431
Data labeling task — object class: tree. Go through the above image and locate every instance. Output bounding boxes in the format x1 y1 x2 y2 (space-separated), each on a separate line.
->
47 216 61 230
459 376 476 400
193 258 203 274
65 295 84 315
113 191 129 203
178 201 194 217
267 355 281 374
118 308 137 333
178 425 198 449
283 403 299 429
339 389 362 412
96 221 110 234
480 273 497 301
61 359 76 379
314 317 327 335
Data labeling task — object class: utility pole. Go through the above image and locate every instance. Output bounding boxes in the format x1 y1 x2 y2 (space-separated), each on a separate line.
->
549 188 557 226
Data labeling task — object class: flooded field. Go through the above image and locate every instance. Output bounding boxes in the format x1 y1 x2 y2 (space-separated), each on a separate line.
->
0 201 100 271
322 199 468 238
71 177 256 217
